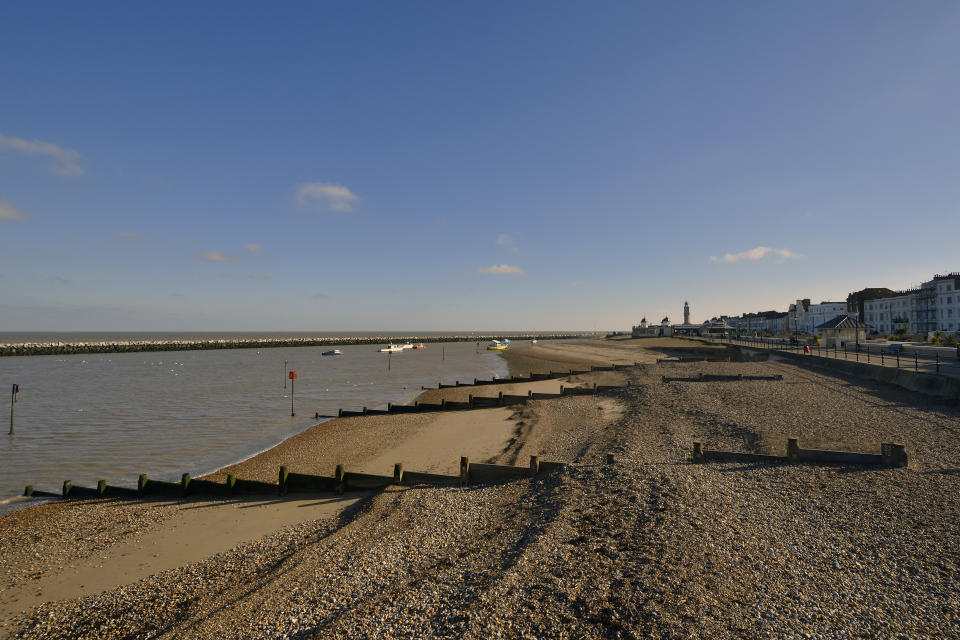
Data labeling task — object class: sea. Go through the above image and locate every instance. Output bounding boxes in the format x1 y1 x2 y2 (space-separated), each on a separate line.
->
0 332 524 510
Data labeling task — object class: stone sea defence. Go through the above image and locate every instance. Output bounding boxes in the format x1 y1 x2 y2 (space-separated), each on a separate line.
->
0 333 590 357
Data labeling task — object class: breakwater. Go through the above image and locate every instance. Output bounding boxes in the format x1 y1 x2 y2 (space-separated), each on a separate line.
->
0 333 590 357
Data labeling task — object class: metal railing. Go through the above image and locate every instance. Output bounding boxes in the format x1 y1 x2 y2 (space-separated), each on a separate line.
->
703 335 960 378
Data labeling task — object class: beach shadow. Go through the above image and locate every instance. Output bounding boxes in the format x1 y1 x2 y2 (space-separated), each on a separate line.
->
295 494 367 508
713 462 789 473
179 499 246 510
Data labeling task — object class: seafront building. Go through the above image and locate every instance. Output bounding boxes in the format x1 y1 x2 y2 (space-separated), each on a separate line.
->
804 302 848 334
631 303 733 338
631 271 960 339
861 273 960 335
815 315 869 348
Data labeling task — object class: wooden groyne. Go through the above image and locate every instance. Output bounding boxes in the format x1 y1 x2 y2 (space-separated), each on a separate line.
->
26 454 578 502
0 333 592 358
692 438 908 467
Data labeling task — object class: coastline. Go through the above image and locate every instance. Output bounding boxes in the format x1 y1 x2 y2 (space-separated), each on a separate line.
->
5 337 958 638
196 341 593 483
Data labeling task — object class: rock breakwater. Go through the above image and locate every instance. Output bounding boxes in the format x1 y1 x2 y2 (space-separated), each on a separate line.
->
0 334 589 357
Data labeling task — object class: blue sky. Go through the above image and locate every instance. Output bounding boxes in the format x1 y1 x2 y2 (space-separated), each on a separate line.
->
2 1 960 331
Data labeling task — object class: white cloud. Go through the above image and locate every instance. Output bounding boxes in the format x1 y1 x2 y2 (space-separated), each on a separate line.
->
0 133 84 177
296 183 358 212
477 264 526 275
117 232 139 241
245 243 262 254
710 246 802 264
200 251 234 262
0 201 26 221
496 233 514 246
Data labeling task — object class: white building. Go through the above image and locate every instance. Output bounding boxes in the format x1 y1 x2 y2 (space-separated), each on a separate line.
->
805 302 848 334
863 293 915 334
929 273 960 334
788 299 810 334
861 273 960 335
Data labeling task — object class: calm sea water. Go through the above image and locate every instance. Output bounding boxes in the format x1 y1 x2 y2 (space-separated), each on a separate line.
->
0 338 517 502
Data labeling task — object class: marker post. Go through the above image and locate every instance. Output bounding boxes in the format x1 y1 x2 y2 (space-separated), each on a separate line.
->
9 384 17 436
289 370 297 416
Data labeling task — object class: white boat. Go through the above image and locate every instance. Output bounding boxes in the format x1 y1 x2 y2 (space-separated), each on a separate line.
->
412 343 425 350
531 339 538 344
321 349 343 356
487 340 508 351
378 344 405 353
401 343 414 350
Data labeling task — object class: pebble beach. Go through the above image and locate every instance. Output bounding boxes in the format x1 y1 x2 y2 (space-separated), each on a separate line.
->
1 338 958 638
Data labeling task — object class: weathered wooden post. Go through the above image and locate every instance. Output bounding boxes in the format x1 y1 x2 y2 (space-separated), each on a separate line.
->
460 456 470 486
138 474 149 496
335 464 345 494
393 463 403 484
606 453 616 465
97 480 107 497
279 466 289 495
181 473 191 496
787 438 800 462
529 455 539 475
692 442 704 463
881 443 908 467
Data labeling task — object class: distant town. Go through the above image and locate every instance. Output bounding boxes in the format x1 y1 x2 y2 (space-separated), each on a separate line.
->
633 271 960 345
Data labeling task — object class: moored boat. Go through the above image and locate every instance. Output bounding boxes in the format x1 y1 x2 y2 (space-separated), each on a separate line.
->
321 349 343 356
487 340 508 351
412 343 425 349
378 344 405 353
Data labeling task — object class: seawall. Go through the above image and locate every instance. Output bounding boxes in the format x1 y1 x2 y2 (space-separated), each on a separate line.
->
733 345 960 401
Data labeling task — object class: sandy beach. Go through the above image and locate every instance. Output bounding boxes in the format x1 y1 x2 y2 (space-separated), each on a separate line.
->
1 337 958 638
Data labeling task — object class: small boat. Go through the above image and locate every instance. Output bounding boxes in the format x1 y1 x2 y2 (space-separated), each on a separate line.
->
412 343 425 350
378 344 405 353
401 343 414 350
321 349 343 356
487 340 508 351
531 339 538 344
